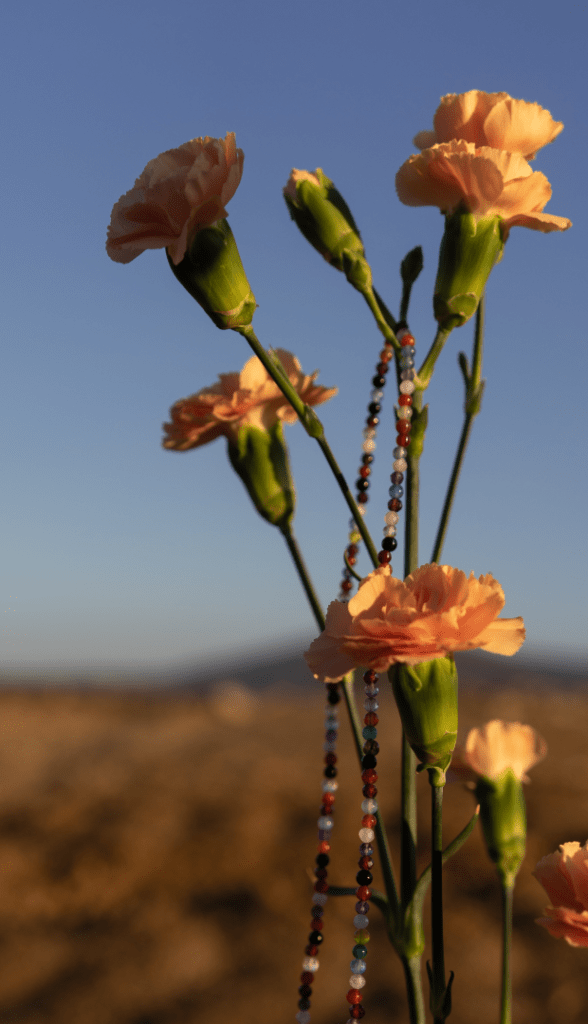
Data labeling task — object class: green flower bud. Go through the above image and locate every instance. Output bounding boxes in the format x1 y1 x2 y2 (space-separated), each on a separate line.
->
167 219 256 330
284 168 372 292
475 770 527 888
433 209 504 329
401 246 424 288
227 421 295 529
389 656 458 785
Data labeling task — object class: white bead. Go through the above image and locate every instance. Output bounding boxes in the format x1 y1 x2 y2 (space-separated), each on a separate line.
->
385 511 399 526
361 798 378 813
362 427 377 439
371 389 384 401
313 892 328 906
359 826 375 843
362 439 376 453
393 445 407 458
397 407 412 420
393 458 407 472
323 740 336 752
399 380 415 394
353 913 369 929
356 504 366 515
317 816 334 830
322 779 338 792
349 974 366 989
302 956 320 972
296 1012 311 1024
324 718 339 730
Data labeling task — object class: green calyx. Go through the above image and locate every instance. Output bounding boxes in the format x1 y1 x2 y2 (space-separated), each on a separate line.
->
227 421 295 529
475 770 527 887
433 210 504 329
167 219 257 330
389 656 458 785
284 169 372 292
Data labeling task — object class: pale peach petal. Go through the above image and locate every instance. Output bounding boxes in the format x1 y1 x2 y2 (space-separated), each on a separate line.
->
474 617 526 655
462 720 546 782
536 906 588 947
506 211 572 233
107 134 244 265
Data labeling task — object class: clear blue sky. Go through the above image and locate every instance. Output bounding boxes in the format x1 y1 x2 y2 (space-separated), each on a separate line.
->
2 0 586 675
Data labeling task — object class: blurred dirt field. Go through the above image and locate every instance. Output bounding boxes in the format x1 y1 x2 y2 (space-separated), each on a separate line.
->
0 675 586 1024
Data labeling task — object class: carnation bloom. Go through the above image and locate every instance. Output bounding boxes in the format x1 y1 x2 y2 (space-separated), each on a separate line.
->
452 720 546 784
413 90 564 160
534 841 588 947
395 140 571 237
162 350 337 451
305 564 525 681
106 133 243 266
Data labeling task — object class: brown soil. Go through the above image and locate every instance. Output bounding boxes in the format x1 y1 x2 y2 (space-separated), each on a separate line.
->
0 680 586 1024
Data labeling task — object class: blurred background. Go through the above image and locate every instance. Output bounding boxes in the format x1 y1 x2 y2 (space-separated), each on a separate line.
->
1 0 588 1020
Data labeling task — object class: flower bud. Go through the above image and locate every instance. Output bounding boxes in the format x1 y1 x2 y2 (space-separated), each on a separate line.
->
167 218 256 330
227 421 295 529
284 168 372 292
433 209 504 329
389 656 458 785
475 770 526 887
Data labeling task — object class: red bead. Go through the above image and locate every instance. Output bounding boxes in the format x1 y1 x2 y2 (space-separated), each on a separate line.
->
359 466 370 478
317 841 330 854
301 971 314 985
306 944 319 956
379 347 393 362
378 550 391 564
388 498 402 512
322 793 335 807
325 752 337 765
346 990 363 1005
376 362 389 375
363 784 377 797
398 394 413 406
341 579 353 593
356 885 371 900
396 435 410 447
357 493 369 504
400 333 415 347
364 712 379 726
359 856 374 870
314 880 328 893
364 669 378 683
314 867 327 879
311 917 324 930
351 1005 366 1018
362 814 377 828
396 419 411 433
362 769 378 783
347 544 358 556
366 415 378 428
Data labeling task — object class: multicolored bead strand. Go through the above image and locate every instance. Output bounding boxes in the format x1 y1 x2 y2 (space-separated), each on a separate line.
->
377 327 416 569
339 341 396 601
342 668 380 1023
295 682 341 1024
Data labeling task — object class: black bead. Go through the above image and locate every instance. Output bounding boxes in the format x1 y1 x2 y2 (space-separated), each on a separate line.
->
356 478 369 492
298 998 311 1011
362 753 377 769
324 764 337 778
309 930 324 945
368 402 381 415
327 687 341 704
361 453 374 465
299 984 312 998
390 471 404 485
382 536 397 551
316 853 330 867
363 739 380 755
372 374 386 388
356 869 373 886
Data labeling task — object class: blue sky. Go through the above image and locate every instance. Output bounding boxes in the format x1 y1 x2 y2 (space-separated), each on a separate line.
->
1 0 586 676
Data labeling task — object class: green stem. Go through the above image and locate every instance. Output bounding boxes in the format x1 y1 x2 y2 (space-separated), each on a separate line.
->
416 325 453 392
430 781 448 1023
279 523 325 632
402 956 426 1024
430 297 485 564
373 287 399 335
500 882 513 1024
236 325 379 568
361 286 401 352
342 675 400 915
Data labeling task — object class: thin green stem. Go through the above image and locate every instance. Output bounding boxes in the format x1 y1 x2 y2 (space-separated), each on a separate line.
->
279 524 325 632
416 325 453 392
373 287 398 334
430 297 485 564
430 781 447 1023
342 675 400 915
500 882 514 1024
402 956 426 1024
361 286 401 353
236 325 379 568
401 732 417 906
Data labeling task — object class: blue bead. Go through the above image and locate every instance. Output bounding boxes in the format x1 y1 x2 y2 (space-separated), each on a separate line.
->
362 726 377 740
388 485 404 499
350 959 367 973
352 943 368 959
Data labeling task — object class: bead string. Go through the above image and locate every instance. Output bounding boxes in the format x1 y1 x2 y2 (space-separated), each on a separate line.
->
338 341 396 601
342 668 380 1023
295 682 341 1024
342 327 416 1023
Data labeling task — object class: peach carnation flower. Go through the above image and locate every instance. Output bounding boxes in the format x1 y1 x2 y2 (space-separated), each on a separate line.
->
413 90 564 160
163 350 337 451
452 720 546 784
305 564 525 681
396 140 571 236
534 841 588 947
106 133 243 266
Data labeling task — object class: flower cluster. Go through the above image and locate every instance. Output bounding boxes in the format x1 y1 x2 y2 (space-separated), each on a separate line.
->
396 91 570 237
163 350 337 451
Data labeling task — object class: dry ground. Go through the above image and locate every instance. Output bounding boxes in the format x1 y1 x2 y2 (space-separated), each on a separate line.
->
0 678 586 1024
